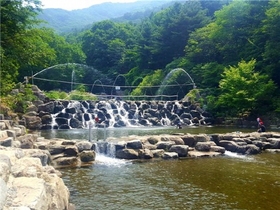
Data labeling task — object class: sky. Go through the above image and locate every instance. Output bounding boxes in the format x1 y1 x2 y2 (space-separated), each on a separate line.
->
41 0 137 10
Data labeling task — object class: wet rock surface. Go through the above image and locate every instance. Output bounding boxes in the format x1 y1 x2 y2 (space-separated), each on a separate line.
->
24 98 213 130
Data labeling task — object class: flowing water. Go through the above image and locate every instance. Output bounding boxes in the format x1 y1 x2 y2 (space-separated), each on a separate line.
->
41 127 280 210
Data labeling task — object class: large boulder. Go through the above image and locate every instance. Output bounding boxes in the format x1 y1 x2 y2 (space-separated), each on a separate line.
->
54 156 80 167
138 149 153 159
127 140 143 150
270 139 280 149
0 148 70 210
79 150 96 162
195 134 210 142
23 115 42 130
151 149 165 158
181 135 197 147
116 149 139 159
146 136 160 145
169 145 189 157
38 102 55 114
195 142 212 152
210 146 226 154
245 144 261 155
218 140 240 153
156 141 175 151
169 136 185 145
76 141 93 152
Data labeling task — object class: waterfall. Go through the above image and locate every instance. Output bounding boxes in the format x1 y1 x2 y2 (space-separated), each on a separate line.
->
94 141 129 166
41 99 213 130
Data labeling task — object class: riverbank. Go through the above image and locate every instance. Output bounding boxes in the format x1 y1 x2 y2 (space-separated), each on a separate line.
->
0 120 75 210
1 120 280 209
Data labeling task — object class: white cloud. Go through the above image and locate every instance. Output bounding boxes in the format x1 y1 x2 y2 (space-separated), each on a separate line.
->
41 0 137 11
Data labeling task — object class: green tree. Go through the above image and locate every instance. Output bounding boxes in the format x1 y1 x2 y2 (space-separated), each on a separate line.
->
136 1 210 71
131 70 164 99
17 28 86 89
185 0 270 89
82 20 138 77
262 0 280 87
217 59 276 116
0 0 42 95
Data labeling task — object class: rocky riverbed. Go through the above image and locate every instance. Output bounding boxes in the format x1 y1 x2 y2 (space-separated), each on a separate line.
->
1 119 280 210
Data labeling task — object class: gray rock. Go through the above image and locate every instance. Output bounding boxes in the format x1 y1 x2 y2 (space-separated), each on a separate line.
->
38 101 55 113
245 145 261 155
169 136 185 145
270 139 280 149
162 152 178 159
138 149 153 159
116 149 139 159
127 140 143 150
147 136 160 145
195 134 210 142
24 150 51 166
23 116 41 130
79 151 96 162
0 137 13 147
114 141 126 151
195 142 211 152
76 141 93 152
64 146 78 157
61 140 76 146
219 140 239 152
48 145 66 155
55 156 80 167
6 130 16 140
156 141 175 150
143 143 157 150
210 146 226 154
181 135 197 147
151 149 165 158
169 145 189 157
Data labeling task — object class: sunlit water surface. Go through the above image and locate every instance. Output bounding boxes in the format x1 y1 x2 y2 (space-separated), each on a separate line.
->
40 126 257 140
41 127 280 210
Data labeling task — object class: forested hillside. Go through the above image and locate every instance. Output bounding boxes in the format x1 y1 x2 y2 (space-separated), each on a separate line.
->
1 0 280 119
38 0 175 33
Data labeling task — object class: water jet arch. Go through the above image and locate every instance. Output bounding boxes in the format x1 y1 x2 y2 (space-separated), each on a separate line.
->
26 65 196 101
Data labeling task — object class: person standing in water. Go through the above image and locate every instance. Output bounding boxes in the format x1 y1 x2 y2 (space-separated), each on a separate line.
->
257 117 266 132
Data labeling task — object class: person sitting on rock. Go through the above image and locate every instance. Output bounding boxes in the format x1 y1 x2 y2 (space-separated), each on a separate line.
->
257 117 266 132
176 121 182 129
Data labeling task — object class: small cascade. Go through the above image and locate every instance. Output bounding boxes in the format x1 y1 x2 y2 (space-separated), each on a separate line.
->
94 141 129 166
224 151 255 161
40 99 213 130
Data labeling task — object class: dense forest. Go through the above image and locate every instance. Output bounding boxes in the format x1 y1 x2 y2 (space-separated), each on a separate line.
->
1 0 280 119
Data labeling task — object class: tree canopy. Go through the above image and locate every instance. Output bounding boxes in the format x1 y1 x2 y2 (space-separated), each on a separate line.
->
1 0 280 118
217 59 276 116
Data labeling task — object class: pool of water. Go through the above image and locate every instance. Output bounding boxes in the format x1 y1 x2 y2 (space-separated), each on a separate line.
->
40 125 256 140
61 152 280 210
41 126 280 210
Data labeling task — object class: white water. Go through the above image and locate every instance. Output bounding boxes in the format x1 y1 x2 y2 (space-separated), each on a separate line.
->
224 151 255 161
94 141 131 167
94 154 130 167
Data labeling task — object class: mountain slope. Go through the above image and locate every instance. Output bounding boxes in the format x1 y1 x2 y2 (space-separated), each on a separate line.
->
38 0 175 33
